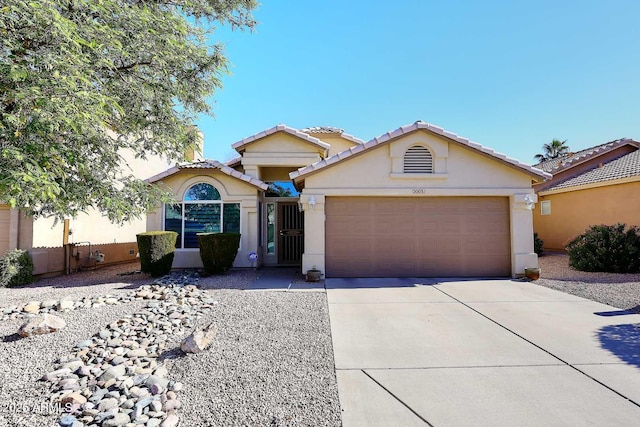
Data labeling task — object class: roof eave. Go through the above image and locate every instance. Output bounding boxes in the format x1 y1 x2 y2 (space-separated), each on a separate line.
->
291 123 551 182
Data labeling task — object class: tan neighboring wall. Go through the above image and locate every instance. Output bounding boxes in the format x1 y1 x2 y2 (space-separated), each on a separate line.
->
534 179 640 250
146 170 261 269
299 130 540 277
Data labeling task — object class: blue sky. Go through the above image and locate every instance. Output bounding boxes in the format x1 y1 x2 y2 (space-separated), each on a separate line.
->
197 0 639 164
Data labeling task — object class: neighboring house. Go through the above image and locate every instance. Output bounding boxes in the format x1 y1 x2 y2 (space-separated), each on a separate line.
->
533 139 640 250
0 137 203 275
146 121 549 278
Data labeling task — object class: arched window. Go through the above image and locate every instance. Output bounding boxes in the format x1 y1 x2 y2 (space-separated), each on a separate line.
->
403 145 433 173
164 183 240 248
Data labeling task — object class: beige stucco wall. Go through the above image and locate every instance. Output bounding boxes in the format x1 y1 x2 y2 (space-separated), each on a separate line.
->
313 133 360 157
240 133 324 178
534 179 640 250
299 130 539 277
146 170 260 269
260 167 299 182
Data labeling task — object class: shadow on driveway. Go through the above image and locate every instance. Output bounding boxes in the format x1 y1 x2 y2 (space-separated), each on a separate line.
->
598 323 640 368
325 277 507 289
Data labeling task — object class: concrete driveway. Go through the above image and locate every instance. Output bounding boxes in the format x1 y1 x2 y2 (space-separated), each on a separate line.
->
326 278 640 426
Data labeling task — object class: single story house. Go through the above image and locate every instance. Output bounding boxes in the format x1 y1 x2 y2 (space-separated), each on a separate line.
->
533 138 640 250
146 121 551 278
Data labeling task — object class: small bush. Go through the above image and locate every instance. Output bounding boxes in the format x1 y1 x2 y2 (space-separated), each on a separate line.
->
0 249 34 287
534 232 544 256
197 233 241 275
136 231 177 277
566 224 640 273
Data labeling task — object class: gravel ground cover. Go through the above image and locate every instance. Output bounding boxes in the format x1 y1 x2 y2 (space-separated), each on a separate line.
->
0 265 340 426
0 301 146 427
167 290 340 427
535 251 640 313
0 263 150 308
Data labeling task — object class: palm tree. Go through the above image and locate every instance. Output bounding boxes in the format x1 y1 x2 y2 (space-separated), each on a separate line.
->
534 139 570 162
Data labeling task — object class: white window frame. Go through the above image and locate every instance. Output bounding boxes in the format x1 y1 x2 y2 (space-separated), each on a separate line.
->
163 183 241 250
541 200 551 216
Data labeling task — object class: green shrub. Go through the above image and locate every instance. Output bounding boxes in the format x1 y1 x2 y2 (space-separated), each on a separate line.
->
197 233 241 274
534 232 544 256
566 224 640 273
136 231 177 277
0 249 34 287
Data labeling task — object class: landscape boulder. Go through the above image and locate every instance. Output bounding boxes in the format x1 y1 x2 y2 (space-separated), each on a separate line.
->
18 313 66 337
180 323 217 354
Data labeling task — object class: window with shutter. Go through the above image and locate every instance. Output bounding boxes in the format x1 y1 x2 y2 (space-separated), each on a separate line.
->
403 146 433 173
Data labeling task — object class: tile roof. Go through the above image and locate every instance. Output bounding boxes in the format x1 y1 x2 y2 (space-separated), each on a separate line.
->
290 120 551 182
543 150 640 191
301 126 344 134
533 139 637 173
225 157 242 168
301 126 365 145
231 124 330 153
146 160 269 190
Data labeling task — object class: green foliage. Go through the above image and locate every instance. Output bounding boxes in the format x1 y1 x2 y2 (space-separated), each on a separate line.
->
0 249 34 287
0 0 256 222
534 232 544 256
566 224 640 273
137 231 177 277
197 233 241 274
534 139 570 162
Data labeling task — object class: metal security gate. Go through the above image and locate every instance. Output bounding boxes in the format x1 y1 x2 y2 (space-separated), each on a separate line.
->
277 202 304 264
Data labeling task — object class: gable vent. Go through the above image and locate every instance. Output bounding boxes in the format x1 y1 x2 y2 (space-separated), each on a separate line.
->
403 146 433 173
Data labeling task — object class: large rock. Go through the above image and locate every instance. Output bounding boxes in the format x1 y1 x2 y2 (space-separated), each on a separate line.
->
180 323 217 354
57 300 74 311
18 314 66 337
100 364 126 382
23 301 41 314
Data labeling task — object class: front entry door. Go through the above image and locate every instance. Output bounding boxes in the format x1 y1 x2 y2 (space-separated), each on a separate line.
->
277 202 304 264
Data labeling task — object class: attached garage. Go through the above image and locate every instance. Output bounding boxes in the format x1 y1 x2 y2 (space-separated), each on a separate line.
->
291 121 551 278
325 197 511 277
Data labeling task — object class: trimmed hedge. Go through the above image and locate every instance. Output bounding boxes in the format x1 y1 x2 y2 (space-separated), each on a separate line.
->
197 233 241 275
534 232 544 256
0 249 34 287
566 223 640 273
136 231 177 277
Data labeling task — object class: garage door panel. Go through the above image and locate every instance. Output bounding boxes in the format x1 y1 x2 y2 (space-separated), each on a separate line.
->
326 197 511 278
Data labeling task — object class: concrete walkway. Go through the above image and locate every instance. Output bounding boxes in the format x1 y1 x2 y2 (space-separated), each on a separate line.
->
326 278 640 426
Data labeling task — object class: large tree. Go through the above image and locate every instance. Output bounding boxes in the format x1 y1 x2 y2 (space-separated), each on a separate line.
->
0 0 256 222
534 139 570 163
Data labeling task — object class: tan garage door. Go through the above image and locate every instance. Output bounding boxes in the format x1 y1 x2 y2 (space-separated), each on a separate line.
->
325 197 511 278
0 205 10 256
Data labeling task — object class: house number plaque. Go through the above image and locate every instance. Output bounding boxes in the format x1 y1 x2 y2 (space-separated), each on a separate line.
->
412 189 426 194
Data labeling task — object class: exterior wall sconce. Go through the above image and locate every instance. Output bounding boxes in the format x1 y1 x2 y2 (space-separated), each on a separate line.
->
523 194 535 210
308 196 316 210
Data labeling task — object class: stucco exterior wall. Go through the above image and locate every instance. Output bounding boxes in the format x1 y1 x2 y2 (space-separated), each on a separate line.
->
146 170 260 269
534 180 640 250
300 132 539 277
240 133 323 174
315 134 360 157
